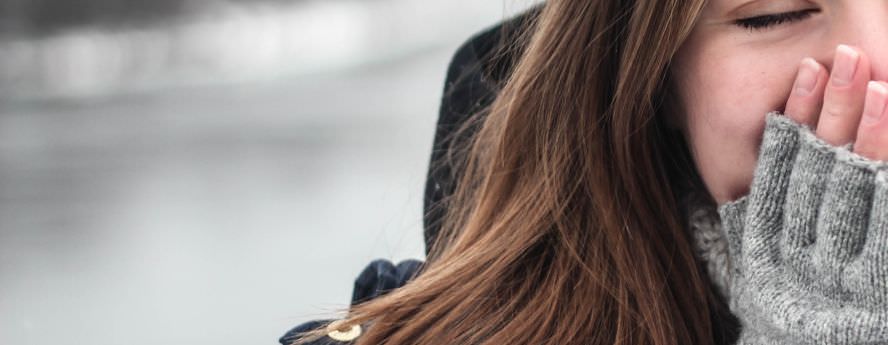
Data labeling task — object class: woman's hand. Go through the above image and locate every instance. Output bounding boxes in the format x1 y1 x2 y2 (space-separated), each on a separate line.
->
716 44 888 344
784 44 888 161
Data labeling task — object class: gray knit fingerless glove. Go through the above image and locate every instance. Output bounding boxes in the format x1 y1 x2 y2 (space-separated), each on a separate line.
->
717 111 888 344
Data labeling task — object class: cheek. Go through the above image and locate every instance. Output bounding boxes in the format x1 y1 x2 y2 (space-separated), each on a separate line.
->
677 50 799 203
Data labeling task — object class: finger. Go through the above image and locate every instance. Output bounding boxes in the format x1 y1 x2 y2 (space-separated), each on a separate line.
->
742 115 801 268
781 137 833 279
784 57 828 128
816 44 871 146
812 153 876 297
853 81 888 161
844 172 888 305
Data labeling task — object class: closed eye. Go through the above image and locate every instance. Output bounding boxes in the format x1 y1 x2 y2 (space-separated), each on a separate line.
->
734 9 820 31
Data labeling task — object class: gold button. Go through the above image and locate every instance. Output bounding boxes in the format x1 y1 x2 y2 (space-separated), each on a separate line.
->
326 320 362 342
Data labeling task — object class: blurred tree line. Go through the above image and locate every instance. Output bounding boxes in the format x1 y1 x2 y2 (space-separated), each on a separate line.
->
0 0 296 37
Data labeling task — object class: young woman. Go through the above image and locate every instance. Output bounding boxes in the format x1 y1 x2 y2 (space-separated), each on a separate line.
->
283 1 888 344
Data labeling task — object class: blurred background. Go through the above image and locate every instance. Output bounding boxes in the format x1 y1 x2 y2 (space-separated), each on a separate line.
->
0 0 540 344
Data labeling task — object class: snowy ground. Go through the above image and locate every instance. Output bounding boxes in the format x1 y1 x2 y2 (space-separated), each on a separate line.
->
0 1 540 344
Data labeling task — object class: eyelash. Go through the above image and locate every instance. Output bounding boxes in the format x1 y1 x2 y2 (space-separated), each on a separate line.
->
734 9 819 31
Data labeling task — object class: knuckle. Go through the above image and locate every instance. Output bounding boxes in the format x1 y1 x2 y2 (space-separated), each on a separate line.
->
853 144 877 159
821 102 854 119
854 133 888 160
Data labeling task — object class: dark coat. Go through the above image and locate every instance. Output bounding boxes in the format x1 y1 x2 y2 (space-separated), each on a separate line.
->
279 3 745 343
278 7 541 345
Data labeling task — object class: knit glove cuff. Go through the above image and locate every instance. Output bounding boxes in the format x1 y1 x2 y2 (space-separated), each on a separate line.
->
717 111 888 344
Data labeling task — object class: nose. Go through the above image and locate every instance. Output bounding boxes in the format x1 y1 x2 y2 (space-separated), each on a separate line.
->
823 2 888 82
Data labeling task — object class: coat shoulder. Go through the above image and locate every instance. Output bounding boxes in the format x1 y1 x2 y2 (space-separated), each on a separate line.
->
278 259 424 345
423 4 542 252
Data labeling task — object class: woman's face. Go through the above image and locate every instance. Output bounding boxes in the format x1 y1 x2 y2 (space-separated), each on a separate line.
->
671 0 888 204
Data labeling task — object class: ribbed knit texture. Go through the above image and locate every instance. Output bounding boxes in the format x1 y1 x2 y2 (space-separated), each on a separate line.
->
713 111 888 344
686 192 733 301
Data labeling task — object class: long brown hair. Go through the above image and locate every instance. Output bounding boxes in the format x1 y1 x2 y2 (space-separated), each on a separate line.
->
302 0 737 344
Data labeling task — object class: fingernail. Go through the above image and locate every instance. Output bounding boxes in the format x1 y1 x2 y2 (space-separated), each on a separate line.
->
832 44 859 86
794 58 820 96
863 81 888 123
